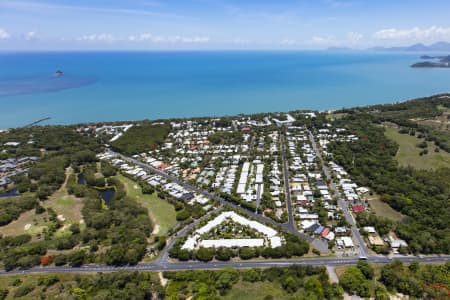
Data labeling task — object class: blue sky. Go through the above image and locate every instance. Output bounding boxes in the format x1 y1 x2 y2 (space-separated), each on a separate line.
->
1 0 450 50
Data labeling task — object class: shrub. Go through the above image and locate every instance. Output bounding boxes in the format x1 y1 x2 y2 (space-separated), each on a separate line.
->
14 285 34 298
176 210 191 221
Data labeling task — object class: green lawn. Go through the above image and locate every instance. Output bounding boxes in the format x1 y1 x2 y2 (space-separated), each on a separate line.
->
114 174 177 236
384 127 450 170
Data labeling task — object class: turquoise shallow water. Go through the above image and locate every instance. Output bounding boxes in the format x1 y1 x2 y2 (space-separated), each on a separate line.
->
1 51 449 128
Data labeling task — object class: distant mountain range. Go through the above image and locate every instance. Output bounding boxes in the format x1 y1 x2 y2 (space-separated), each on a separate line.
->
369 41 450 52
327 41 450 52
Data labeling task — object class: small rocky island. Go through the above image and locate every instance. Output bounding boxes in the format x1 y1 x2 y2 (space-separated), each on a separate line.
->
411 55 450 68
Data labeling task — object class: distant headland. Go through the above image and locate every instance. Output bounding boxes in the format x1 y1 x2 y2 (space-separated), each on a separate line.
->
411 55 450 68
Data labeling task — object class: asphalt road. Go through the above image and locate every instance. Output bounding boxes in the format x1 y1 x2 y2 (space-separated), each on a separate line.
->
280 132 329 253
308 130 369 257
158 205 224 264
280 132 295 229
116 152 316 244
1 255 448 276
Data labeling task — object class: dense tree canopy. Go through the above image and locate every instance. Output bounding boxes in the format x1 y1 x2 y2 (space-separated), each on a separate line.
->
329 115 450 254
111 122 170 155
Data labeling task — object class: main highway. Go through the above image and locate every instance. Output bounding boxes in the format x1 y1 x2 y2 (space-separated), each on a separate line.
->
1 254 448 276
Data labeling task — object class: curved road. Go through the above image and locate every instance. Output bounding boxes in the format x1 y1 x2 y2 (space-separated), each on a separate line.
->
117 152 317 245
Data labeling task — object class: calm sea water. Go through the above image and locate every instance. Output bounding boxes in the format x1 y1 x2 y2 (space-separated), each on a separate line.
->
1 51 450 128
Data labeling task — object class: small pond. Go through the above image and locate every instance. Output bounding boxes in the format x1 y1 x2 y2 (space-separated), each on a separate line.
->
78 173 87 185
77 173 115 205
100 189 115 205
0 188 19 198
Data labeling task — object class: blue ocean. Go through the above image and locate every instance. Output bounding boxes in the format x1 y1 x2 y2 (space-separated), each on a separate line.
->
1 51 450 128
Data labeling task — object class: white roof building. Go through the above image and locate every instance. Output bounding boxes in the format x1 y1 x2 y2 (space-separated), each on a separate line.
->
182 211 282 250
270 236 282 248
200 239 264 248
363 226 376 234
337 237 354 248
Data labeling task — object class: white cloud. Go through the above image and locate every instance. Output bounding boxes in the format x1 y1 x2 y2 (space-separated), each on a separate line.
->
24 31 37 41
347 31 363 43
129 33 209 43
0 28 10 40
76 33 115 42
310 35 336 45
373 26 450 41
231 38 252 45
280 38 297 46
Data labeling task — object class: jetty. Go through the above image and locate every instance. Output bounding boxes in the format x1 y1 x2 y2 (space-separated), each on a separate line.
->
23 117 51 128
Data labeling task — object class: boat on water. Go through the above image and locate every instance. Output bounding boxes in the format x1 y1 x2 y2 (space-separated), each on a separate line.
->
55 70 64 76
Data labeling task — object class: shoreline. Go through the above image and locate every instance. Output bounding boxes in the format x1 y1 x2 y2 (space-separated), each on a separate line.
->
2 92 449 130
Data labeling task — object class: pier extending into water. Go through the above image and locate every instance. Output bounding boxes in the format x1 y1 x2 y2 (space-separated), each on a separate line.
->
23 117 51 128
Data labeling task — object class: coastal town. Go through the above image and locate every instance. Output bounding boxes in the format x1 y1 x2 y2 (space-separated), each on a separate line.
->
1 95 450 299
3 0 450 298
83 111 410 258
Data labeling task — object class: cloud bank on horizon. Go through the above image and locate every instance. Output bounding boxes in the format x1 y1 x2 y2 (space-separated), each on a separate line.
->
1 0 450 50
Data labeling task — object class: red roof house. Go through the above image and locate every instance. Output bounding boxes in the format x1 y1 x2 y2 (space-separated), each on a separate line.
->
321 227 330 238
352 205 366 213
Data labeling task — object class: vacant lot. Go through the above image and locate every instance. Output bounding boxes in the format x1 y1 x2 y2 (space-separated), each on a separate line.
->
384 127 450 170
115 174 176 236
222 280 292 300
365 194 404 222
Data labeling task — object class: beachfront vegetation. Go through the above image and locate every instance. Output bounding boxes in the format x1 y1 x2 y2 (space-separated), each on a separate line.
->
111 122 170 155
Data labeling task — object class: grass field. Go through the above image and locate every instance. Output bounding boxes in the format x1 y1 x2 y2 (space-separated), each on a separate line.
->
365 194 404 222
1 178 83 238
384 127 450 170
114 174 177 236
1 200 49 237
325 112 348 120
